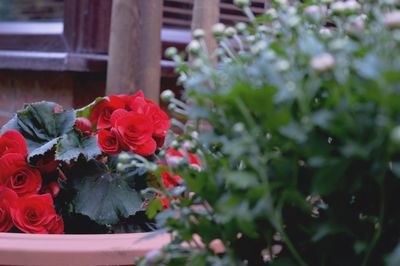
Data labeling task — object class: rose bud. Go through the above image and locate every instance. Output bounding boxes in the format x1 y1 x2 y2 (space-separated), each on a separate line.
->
75 117 93 135
42 182 60 198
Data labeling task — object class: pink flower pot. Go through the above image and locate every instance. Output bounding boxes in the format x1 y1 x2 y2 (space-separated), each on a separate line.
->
0 232 170 266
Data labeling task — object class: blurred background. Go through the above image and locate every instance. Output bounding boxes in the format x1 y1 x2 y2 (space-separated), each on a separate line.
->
0 0 266 126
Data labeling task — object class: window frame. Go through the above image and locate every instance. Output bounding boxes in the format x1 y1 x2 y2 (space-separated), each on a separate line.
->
0 0 111 72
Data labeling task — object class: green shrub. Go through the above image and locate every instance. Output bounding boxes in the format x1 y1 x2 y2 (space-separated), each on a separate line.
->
140 1 400 265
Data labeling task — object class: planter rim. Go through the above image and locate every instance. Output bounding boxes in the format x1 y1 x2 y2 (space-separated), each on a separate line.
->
0 232 170 266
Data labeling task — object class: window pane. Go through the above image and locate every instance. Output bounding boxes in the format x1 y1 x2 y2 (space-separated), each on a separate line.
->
0 0 63 22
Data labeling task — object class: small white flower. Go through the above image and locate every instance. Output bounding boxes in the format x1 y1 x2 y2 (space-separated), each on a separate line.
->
331 1 347 14
265 8 278 19
384 11 400 29
345 0 361 12
310 53 335 72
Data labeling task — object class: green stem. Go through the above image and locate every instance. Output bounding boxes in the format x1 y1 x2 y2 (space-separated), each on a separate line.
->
278 226 308 266
361 183 385 266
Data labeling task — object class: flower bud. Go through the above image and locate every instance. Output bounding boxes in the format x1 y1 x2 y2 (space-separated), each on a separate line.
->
276 59 290 72
118 152 131 164
233 122 245 133
319 27 333 38
265 8 278 20
233 0 250 8
224 27 237 38
160 90 175 102
75 117 92 135
235 22 247 33
310 53 335 72
193 29 205 40
165 47 178 59
186 40 201 55
212 23 226 38
168 103 177 112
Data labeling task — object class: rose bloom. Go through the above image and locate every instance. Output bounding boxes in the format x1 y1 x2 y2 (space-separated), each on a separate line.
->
129 92 170 147
0 186 18 232
90 95 128 130
0 153 42 197
0 130 28 158
97 129 123 155
113 112 157 156
10 193 64 234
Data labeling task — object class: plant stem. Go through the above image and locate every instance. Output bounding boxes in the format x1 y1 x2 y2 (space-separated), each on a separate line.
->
361 183 385 266
278 226 308 266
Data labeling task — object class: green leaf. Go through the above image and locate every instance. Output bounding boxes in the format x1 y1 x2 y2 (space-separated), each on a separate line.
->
56 130 101 163
0 101 76 159
224 171 259 189
72 160 143 225
146 198 163 219
76 97 105 119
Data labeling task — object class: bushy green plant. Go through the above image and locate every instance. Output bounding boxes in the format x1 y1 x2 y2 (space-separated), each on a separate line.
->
140 1 400 265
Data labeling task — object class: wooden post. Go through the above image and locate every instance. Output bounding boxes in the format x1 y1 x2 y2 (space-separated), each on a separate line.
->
106 0 162 103
191 0 220 54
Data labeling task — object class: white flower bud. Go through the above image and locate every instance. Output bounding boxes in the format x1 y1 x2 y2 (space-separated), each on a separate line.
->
186 40 201 55
310 53 335 72
319 27 333 38
384 11 400 29
193 29 205 40
331 2 347 14
235 22 247 33
276 59 290 72
212 23 226 37
168 103 177 111
233 122 245 133
265 8 278 20
118 153 131 164
224 27 237 38
165 47 178 59
160 90 175 102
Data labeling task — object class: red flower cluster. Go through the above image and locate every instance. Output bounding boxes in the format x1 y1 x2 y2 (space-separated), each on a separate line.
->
91 92 170 157
0 130 63 233
159 148 201 208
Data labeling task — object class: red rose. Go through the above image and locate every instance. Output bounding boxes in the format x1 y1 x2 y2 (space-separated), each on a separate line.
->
97 129 122 155
0 153 42 197
145 100 170 139
10 193 63 234
114 112 156 156
0 130 28 158
75 117 93 135
128 92 170 146
89 96 127 130
41 182 60 198
0 186 18 232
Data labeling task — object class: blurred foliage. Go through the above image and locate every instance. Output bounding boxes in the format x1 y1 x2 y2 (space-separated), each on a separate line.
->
139 0 400 265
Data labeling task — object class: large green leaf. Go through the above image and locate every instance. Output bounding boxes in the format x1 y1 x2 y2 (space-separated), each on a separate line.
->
56 130 101 163
72 160 143 225
1 101 76 158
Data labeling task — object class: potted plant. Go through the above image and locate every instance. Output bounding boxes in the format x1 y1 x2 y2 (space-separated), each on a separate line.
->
0 91 175 265
138 0 400 265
